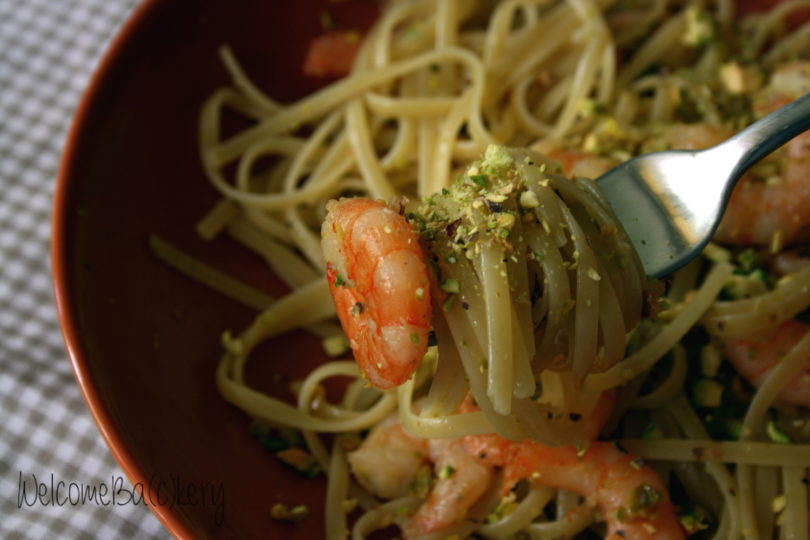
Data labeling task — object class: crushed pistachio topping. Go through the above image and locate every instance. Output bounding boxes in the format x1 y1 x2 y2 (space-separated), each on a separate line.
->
341 498 358 513
486 492 518 524
409 145 551 258
678 505 713 534
700 343 722 377
630 483 662 513
409 465 433 498
271 503 310 522
766 420 791 444
683 6 714 47
276 447 322 478
483 144 514 173
692 378 724 408
322 334 350 357
440 277 460 294
640 421 662 441
519 189 540 208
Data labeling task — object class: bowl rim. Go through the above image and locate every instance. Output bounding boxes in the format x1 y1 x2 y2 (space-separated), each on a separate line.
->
50 0 192 537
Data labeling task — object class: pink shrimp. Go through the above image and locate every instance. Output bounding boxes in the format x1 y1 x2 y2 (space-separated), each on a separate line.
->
716 128 810 247
463 390 683 540
347 414 429 499
509 442 683 540
349 392 682 539
722 319 810 408
321 198 432 389
347 415 494 538
404 438 494 538
718 62 810 248
460 435 684 540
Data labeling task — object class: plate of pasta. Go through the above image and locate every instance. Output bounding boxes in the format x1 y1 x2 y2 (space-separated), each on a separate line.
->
54 0 810 538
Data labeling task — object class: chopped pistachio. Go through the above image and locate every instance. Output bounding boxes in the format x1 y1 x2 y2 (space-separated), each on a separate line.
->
683 6 714 47
409 465 433 498
271 503 310 522
766 420 791 444
482 144 514 173
678 506 713 534
719 62 763 94
322 334 350 357
519 189 540 208
630 483 662 512
440 277 461 294
469 174 489 187
692 378 724 408
700 344 722 377
486 493 518 524
342 498 358 513
579 98 604 116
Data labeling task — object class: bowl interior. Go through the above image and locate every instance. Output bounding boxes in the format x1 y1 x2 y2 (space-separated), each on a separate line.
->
54 1 376 537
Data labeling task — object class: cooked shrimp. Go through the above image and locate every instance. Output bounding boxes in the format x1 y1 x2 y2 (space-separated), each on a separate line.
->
463 435 684 540
513 442 683 540
721 319 810 407
321 198 432 389
350 391 681 539
303 30 363 78
637 117 810 248
348 415 494 539
717 62 810 248
404 438 494 538
716 129 810 248
462 389 617 472
462 390 683 539
347 414 429 499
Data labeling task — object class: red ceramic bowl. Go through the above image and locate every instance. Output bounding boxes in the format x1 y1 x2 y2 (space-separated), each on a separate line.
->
52 1 376 538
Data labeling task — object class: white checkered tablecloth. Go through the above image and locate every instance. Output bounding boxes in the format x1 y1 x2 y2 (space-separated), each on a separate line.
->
0 1 169 538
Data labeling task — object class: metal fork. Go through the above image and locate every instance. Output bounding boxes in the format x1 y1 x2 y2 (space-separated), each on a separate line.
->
596 92 810 278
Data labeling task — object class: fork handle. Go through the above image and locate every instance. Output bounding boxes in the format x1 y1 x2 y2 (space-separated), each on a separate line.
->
720 92 810 177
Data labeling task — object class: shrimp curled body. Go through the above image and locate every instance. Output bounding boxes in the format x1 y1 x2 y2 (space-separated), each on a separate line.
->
722 319 810 408
349 409 684 540
322 198 432 389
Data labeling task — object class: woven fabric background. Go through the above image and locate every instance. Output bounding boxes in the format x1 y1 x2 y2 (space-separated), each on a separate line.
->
0 0 169 537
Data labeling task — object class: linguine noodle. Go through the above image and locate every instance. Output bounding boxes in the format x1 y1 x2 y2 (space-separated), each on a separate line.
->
154 0 810 537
